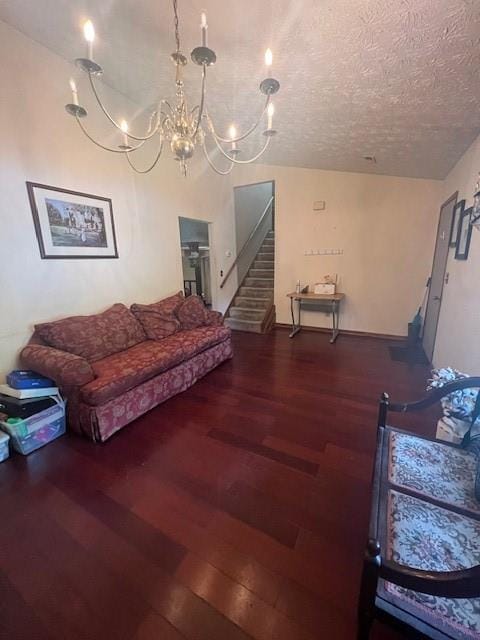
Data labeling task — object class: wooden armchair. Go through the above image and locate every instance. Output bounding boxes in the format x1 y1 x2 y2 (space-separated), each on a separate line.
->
358 377 480 640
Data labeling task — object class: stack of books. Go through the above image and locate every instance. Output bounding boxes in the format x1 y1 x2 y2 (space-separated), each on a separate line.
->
0 370 59 420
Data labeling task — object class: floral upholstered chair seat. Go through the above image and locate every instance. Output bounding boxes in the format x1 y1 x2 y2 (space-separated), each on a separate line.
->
380 490 480 639
388 431 480 516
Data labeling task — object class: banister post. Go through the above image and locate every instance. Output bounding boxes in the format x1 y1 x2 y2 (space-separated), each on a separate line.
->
357 539 381 640
377 392 389 429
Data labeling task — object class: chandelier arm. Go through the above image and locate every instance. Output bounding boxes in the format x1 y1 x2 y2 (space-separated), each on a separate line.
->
75 116 147 153
211 133 271 164
125 139 165 174
191 65 207 138
207 95 270 144
202 142 234 175
87 73 162 141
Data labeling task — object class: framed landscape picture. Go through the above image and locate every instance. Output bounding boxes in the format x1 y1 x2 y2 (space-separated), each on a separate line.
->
455 205 473 261
26 182 118 259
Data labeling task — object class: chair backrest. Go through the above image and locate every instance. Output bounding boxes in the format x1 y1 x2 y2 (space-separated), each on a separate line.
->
463 390 480 448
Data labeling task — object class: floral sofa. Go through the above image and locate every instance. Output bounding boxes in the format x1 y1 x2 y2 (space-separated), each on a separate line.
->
21 293 232 442
358 377 480 640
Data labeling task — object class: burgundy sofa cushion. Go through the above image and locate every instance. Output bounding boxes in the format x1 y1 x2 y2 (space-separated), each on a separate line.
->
130 292 183 340
35 304 146 363
176 295 207 330
80 325 231 406
81 339 185 406
21 344 95 387
204 309 224 326
163 325 231 360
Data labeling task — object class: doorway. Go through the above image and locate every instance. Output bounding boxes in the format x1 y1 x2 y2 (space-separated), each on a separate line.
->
233 180 275 286
422 191 458 362
178 217 212 306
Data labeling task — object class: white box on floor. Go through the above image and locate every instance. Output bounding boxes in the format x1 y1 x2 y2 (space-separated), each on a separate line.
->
0 430 10 462
435 416 476 445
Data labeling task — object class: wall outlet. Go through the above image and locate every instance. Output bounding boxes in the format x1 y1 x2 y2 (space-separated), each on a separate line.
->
313 201 326 211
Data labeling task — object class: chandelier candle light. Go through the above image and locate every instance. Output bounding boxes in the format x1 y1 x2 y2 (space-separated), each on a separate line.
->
65 0 280 176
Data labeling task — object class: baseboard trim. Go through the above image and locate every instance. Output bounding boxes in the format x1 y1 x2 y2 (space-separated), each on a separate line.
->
274 323 405 342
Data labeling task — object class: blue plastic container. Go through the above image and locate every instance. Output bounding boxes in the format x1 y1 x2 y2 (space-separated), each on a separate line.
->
0 401 65 455
0 431 9 462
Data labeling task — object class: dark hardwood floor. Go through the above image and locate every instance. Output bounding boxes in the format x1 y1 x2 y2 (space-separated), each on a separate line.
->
0 328 436 640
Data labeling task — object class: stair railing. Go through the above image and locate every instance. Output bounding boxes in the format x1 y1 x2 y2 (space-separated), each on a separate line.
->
220 195 274 289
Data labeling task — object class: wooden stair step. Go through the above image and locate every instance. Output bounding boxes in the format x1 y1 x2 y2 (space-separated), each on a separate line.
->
229 307 265 321
224 317 263 333
238 287 273 298
249 269 274 278
233 296 270 309
244 277 274 288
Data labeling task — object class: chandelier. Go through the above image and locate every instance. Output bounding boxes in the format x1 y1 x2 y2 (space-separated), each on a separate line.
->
65 0 280 176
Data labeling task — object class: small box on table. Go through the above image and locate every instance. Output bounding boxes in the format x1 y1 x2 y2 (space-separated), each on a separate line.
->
314 283 336 295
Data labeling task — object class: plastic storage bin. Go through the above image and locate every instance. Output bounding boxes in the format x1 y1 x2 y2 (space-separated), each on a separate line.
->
0 431 10 462
0 398 65 455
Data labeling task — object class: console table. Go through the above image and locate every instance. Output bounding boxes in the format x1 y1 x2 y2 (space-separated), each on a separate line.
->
286 292 345 342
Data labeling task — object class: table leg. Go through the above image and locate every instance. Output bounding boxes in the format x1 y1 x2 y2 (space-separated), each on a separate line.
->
289 297 301 338
330 300 340 343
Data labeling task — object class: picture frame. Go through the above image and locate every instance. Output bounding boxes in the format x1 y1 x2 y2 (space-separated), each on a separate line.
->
455 205 473 261
26 182 119 259
472 190 480 229
449 199 465 247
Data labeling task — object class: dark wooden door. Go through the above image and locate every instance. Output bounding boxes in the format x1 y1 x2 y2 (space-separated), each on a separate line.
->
422 192 458 362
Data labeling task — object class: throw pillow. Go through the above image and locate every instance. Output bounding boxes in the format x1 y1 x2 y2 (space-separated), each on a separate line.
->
176 295 207 330
131 291 184 340
35 303 146 362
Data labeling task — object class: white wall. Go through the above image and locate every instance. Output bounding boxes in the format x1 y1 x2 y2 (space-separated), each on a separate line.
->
0 21 236 379
232 164 441 336
434 134 480 374
234 181 273 284
0 19 449 380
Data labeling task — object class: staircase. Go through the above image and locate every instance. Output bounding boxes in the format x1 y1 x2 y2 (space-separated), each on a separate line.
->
224 230 275 333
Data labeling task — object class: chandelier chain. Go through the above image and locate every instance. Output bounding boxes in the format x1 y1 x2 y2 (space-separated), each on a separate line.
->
172 0 181 53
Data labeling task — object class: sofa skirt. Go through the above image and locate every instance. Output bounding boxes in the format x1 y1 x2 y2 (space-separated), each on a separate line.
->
68 338 233 442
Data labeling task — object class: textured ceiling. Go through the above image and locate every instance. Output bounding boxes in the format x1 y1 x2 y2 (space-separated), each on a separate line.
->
1 0 480 179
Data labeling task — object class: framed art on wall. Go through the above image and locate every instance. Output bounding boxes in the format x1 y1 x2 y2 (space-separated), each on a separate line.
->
449 199 465 247
455 205 473 261
26 182 119 259
472 189 480 229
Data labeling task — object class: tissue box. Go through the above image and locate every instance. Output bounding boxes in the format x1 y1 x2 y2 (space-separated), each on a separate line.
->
314 283 336 295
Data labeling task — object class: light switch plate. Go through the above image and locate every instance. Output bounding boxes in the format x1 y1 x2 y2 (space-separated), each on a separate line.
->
313 201 326 211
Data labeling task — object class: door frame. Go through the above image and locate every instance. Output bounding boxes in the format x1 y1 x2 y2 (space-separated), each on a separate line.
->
422 191 458 360
178 216 216 308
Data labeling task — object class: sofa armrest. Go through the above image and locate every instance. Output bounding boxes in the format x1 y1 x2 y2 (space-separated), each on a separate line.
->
204 310 224 326
21 344 95 388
